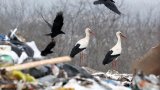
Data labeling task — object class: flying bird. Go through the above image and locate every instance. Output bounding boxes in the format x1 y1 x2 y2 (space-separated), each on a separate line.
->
102 31 126 69
41 40 56 56
93 0 121 15
41 11 65 40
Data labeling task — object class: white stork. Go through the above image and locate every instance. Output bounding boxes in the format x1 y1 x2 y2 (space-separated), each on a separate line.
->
70 28 94 65
102 31 126 69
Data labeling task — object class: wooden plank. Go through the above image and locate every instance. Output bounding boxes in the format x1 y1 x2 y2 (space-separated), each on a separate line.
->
0 56 72 71
0 84 16 89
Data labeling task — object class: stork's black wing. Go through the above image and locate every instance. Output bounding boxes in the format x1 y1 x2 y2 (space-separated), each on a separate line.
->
102 50 120 65
51 11 64 34
70 44 86 58
41 41 56 56
104 1 121 15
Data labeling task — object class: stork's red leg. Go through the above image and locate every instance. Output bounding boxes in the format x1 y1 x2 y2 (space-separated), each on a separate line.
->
82 52 84 66
114 60 116 70
80 52 82 66
111 60 117 70
112 60 114 70
115 60 117 70
112 62 113 69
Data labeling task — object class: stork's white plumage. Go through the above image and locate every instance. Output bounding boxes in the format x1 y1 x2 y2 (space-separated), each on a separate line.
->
102 31 126 67
70 28 93 58
110 31 122 55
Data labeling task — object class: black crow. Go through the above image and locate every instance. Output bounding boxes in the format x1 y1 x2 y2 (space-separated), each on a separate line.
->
94 0 121 15
41 40 56 56
41 11 65 39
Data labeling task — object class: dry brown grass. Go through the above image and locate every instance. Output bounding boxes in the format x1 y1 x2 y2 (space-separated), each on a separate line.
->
131 43 160 75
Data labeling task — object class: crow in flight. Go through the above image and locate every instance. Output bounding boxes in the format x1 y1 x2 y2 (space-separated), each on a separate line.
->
41 11 65 40
41 40 56 56
94 0 121 15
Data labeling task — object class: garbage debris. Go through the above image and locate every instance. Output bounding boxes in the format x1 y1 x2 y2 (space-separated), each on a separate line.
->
1 64 160 90
0 28 160 90
9 70 36 82
132 71 160 90
0 28 40 65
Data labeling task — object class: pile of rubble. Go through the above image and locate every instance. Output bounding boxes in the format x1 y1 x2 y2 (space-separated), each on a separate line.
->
0 28 42 66
0 64 159 90
0 29 159 90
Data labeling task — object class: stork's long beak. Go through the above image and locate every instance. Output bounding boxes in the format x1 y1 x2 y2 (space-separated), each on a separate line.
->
89 31 95 36
120 33 127 39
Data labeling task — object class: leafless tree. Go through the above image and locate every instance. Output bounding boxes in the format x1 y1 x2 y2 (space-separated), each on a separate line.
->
0 0 159 73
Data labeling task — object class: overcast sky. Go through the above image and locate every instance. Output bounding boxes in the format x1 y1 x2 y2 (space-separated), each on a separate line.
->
36 0 160 8
4 0 160 16
122 0 159 11
40 0 160 13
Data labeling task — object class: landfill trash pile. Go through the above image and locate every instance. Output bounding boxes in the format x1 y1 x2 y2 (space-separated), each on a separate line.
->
0 28 42 66
0 29 160 90
132 71 160 90
1 64 160 90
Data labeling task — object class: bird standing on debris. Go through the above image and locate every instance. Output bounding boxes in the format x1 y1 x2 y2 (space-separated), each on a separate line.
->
93 0 121 15
41 11 65 40
41 40 56 56
70 28 94 65
103 31 126 69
